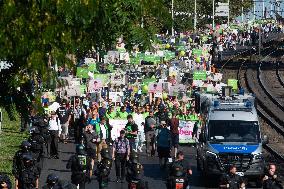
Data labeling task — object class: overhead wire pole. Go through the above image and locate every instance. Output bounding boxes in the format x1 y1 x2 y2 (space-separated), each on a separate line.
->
194 0 197 31
228 0 230 27
253 0 256 21
263 0 265 18
171 0 174 36
242 0 244 23
213 0 215 30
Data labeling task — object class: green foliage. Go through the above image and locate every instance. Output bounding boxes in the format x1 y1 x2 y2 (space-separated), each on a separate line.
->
0 0 171 116
0 107 28 179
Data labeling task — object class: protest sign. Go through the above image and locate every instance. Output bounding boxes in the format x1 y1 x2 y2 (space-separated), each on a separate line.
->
93 74 109 85
193 71 207 80
148 83 163 93
84 58 96 65
154 92 162 98
109 119 128 140
70 78 81 87
179 120 196 143
88 79 103 92
109 92 123 102
107 51 120 63
110 72 127 85
76 67 89 78
88 63 98 73
169 84 186 96
227 79 238 90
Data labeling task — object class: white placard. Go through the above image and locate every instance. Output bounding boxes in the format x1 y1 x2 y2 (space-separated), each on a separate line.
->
109 119 128 140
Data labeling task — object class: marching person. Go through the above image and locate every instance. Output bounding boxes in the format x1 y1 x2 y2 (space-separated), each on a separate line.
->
15 154 40 189
133 107 145 152
0 174 12 189
48 111 61 159
112 130 130 183
156 121 172 169
144 110 159 157
66 145 92 189
82 124 99 177
169 113 179 158
262 163 283 189
57 102 72 144
73 99 87 144
95 117 109 162
219 164 245 189
125 115 138 152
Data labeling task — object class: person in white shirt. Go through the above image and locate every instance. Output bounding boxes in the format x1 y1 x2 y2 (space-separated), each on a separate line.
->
133 108 145 152
48 111 62 159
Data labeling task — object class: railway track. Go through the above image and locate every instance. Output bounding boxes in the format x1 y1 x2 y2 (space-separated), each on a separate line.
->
237 47 284 162
219 34 284 159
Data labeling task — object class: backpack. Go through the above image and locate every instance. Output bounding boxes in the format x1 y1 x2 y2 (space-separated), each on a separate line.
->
115 138 128 154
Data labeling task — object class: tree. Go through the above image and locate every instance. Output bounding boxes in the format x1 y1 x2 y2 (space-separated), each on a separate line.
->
0 0 170 118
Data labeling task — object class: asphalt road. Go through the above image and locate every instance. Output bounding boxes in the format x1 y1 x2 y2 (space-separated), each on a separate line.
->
39 142 209 189
39 141 265 189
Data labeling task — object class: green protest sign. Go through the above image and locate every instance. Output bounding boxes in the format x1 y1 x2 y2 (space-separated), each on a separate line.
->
130 57 141 65
192 49 203 56
193 71 207 80
142 78 156 85
88 63 98 73
94 74 109 85
228 79 238 90
144 55 156 62
76 67 89 78
176 45 186 51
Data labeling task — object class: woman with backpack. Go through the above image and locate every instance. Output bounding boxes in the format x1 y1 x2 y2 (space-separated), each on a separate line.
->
112 130 130 183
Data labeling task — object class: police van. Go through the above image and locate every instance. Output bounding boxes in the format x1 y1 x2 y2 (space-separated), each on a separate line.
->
195 86 268 184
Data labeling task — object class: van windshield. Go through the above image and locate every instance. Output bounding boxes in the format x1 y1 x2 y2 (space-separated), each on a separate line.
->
208 120 261 143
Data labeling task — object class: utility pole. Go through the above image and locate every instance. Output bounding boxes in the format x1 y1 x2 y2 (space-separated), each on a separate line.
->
171 0 174 36
242 0 244 23
213 0 215 30
228 0 230 27
253 0 256 21
262 0 265 18
259 25 261 57
270 1 273 18
194 0 197 31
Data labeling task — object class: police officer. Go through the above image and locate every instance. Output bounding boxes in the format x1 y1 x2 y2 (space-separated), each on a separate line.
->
95 149 113 189
262 164 283 189
42 173 59 189
125 115 138 151
0 174 12 189
66 144 92 189
28 127 45 168
168 151 192 189
126 152 146 189
219 164 245 189
42 173 77 189
12 141 35 179
15 154 40 189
